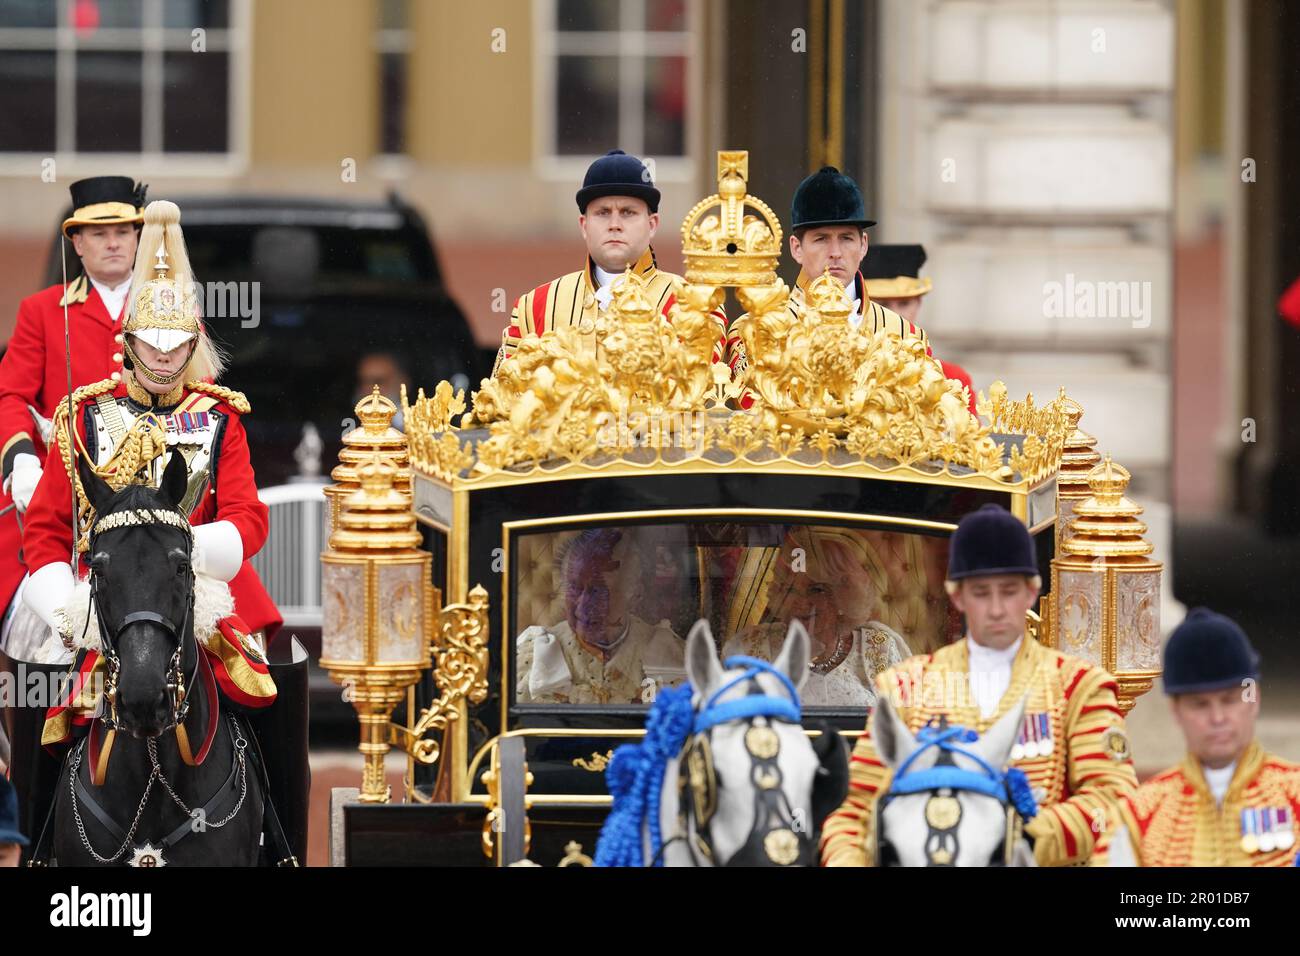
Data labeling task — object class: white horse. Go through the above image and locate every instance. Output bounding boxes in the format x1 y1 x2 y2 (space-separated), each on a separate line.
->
596 619 848 867
872 695 1138 866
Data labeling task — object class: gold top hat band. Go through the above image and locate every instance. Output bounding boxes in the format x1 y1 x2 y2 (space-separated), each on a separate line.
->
862 275 933 300
62 201 144 238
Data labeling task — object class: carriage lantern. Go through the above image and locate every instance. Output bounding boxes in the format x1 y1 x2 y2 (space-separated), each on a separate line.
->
1049 454 1163 713
319 453 435 802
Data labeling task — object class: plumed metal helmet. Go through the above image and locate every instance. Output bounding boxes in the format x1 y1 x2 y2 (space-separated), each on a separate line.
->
1162 607 1260 695
575 149 661 213
946 503 1039 581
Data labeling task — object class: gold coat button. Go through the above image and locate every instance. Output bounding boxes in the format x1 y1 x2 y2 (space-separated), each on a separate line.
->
112 352 122 363
110 371 121 382
114 333 123 343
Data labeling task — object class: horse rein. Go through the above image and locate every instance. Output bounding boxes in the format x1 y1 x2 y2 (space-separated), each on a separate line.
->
675 656 812 867
875 720 1033 867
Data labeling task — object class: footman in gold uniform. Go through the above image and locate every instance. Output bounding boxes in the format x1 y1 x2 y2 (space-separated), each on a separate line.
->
819 503 1139 866
1129 608 1300 866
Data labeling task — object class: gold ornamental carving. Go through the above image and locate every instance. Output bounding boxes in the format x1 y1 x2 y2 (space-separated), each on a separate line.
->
394 585 492 768
408 151 1071 490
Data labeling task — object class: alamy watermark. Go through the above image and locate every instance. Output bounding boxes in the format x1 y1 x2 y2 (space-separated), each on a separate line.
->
1043 273 1153 329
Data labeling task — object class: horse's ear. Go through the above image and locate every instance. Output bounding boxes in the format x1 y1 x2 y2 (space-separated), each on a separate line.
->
685 619 723 695
159 450 188 510
972 693 1027 768
774 619 810 693
869 695 919 771
76 454 115 517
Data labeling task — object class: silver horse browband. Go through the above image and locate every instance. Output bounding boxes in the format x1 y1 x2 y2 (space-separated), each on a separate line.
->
91 508 192 538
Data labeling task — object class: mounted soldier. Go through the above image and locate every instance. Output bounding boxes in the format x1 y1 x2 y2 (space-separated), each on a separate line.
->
15 200 305 865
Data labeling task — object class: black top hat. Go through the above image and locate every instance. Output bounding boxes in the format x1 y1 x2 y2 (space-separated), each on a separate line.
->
62 176 147 238
791 166 876 231
575 150 660 213
0 773 29 847
946 504 1039 581
1162 608 1261 695
863 244 932 299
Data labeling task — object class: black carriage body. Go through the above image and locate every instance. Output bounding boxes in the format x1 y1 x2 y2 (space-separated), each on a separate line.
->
343 460 1056 866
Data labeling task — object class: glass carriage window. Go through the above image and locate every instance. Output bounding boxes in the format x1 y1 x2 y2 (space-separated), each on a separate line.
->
510 521 957 710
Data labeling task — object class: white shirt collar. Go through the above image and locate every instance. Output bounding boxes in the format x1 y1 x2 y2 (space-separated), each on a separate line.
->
967 634 1023 719
1202 761 1237 806
88 274 132 321
594 265 623 310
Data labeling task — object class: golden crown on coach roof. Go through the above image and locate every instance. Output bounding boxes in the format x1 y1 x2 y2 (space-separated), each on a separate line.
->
680 151 783 288
1062 454 1153 558
329 455 422 553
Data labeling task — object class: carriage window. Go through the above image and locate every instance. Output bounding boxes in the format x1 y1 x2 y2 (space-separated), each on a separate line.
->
510 522 956 709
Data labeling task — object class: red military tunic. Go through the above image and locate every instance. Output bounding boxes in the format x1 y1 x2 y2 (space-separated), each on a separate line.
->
22 378 281 638
0 277 130 614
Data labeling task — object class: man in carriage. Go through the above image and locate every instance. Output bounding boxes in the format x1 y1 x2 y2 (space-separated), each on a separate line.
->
728 168 976 412
819 504 1140 866
491 148 738 383
15 200 305 864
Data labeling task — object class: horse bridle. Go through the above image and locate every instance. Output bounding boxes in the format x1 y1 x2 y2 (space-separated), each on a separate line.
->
673 656 813 867
875 718 1035 867
87 506 197 735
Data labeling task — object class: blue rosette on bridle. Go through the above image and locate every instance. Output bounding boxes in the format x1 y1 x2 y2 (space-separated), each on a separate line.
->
594 685 695 867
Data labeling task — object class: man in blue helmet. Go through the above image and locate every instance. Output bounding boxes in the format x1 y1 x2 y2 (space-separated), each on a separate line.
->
820 503 1138 866
1127 609 1300 866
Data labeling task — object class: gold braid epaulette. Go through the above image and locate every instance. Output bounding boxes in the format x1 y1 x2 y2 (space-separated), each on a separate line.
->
184 381 250 414
52 378 120 553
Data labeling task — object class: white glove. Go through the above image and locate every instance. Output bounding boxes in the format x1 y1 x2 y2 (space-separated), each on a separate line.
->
192 521 244 582
6 452 41 513
23 561 76 638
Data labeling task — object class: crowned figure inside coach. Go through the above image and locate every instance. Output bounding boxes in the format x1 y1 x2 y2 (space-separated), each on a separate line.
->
515 528 685 705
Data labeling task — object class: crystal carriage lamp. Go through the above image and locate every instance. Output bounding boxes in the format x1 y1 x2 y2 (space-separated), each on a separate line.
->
319 454 434 802
320 389 489 803
1050 455 1163 713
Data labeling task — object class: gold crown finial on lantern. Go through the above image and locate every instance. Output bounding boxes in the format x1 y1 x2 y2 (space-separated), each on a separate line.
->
681 150 783 287
1052 452 1163 713
327 385 411 532
357 385 399 434
1062 454 1153 558
329 455 422 553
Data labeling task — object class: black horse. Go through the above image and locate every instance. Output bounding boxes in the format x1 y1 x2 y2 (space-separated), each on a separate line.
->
45 453 265 866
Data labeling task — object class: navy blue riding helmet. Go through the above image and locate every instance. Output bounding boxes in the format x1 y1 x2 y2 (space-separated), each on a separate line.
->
1162 608 1261 695
575 149 660 213
946 503 1039 581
